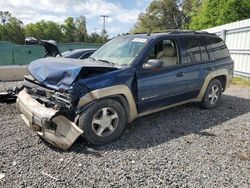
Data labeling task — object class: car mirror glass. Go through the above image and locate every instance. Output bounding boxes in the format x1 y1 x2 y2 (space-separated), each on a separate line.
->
143 59 163 70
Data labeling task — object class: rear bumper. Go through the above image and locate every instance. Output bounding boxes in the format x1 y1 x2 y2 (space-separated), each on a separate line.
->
226 74 233 89
16 89 83 150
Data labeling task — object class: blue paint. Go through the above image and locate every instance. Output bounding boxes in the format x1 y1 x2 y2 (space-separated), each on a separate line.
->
28 32 234 113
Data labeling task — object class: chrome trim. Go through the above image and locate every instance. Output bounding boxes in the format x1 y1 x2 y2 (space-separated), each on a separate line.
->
78 85 138 122
141 95 159 101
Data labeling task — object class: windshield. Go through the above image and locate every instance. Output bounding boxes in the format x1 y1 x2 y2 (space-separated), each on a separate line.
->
91 36 147 66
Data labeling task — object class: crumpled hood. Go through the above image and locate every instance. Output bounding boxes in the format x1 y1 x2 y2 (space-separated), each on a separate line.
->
28 57 114 90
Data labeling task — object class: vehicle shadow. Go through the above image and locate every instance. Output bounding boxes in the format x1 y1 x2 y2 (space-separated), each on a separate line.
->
68 94 250 153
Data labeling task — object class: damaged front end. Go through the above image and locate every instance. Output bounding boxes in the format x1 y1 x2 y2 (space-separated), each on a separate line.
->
16 58 117 149
16 76 83 150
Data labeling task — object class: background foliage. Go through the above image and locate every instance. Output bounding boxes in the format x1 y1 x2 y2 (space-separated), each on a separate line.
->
189 0 250 29
1 0 250 44
132 0 250 32
0 11 103 44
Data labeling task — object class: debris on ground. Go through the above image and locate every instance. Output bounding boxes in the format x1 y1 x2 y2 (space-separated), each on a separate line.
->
0 173 5 180
0 84 249 187
0 86 22 103
41 171 59 181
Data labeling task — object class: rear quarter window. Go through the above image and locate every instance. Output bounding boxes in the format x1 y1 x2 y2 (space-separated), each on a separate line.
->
205 36 230 60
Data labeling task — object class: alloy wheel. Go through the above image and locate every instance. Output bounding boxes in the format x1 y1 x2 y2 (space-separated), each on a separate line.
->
92 107 119 137
208 85 219 105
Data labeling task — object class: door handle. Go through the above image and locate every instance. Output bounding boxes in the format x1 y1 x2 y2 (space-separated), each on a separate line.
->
176 72 184 77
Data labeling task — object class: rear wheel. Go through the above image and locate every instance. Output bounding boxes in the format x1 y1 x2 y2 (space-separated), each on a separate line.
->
78 99 126 145
201 79 222 109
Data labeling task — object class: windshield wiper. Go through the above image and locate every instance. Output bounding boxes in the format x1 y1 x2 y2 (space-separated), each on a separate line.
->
88 57 96 61
97 59 115 66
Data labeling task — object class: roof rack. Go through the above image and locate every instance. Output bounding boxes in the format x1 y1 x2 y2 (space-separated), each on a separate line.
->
132 30 216 36
168 30 210 34
132 32 151 36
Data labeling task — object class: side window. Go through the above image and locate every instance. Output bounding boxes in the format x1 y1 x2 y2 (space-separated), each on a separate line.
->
146 39 178 68
183 37 201 64
206 37 230 60
199 37 209 62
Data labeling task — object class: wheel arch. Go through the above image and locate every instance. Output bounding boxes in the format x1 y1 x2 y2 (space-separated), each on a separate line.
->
213 75 227 91
77 85 138 122
101 94 131 123
197 69 231 101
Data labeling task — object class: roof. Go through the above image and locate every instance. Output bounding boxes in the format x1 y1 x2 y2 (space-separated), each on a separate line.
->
125 30 216 40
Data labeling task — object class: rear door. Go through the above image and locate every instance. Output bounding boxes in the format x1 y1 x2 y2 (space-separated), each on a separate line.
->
179 36 210 99
180 35 232 100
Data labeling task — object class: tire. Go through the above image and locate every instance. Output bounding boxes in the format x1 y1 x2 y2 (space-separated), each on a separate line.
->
78 99 126 145
201 79 222 109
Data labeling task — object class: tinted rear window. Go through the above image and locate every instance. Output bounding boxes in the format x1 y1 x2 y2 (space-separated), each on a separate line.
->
206 37 230 60
199 37 209 62
183 37 202 64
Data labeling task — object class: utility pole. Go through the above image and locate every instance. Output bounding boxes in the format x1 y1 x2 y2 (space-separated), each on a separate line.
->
100 15 109 43
93 28 98 34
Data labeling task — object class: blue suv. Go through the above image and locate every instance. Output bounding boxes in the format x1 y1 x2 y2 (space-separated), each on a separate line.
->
16 31 234 149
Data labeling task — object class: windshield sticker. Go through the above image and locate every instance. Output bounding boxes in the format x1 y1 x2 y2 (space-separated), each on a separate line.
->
132 38 147 43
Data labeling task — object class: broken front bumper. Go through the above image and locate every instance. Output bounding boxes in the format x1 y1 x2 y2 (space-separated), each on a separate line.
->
16 89 83 150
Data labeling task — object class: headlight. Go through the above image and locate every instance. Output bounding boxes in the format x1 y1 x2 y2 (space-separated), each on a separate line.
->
69 82 90 106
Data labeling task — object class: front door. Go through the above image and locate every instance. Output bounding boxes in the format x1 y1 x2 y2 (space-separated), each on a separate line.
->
136 37 188 113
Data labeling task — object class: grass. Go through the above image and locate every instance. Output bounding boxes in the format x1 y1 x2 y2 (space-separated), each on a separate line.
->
232 77 250 87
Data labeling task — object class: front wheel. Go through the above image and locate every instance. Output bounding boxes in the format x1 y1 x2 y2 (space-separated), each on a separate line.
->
78 99 126 145
201 79 222 109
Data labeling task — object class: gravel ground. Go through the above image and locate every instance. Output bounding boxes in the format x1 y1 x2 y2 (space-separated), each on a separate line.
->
0 81 23 92
0 82 249 188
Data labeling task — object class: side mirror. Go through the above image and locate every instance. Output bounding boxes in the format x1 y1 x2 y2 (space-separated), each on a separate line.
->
143 59 163 70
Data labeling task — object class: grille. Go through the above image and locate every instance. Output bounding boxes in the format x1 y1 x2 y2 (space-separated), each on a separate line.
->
23 76 71 109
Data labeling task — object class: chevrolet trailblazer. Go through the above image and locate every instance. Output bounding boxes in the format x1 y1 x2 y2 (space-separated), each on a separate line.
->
16 31 234 149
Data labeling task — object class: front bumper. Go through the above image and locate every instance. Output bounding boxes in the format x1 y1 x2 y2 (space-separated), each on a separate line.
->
16 89 83 150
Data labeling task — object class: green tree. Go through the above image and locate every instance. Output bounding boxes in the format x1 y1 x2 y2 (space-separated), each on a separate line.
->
25 22 43 39
189 0 250 30
181 0 202 28
0 24 3 37
0 11 103 44
0 11 25 43
132 0 184 33
43 21 62 41
75 16 88 42
25 20 62 41
0 17 25 44
62 17 76 42
88 32 104 43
